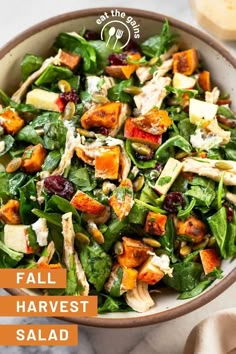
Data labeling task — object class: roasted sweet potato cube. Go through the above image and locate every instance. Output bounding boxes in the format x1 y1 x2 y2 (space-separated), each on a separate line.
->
0 109 24 135
122 267 138 291
175 216 206 243
71 190 105 215
59 50 81 71
124 118 162 148
200 249 221 275
173 49 199 76
37 262 62 269
133 109 172 135
117 237 152 268
21 144 47 174
138 256 164 285
81 102 121 130
198 71 211 92
144 211 167 236
0 199 21 225
109 178 133 220
95 146 120 180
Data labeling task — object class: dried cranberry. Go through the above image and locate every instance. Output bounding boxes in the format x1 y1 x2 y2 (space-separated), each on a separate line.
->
93 127 109 136
44 176 75 200
59 89 79 105
163 192 185 213
124 40 141 52
108 53 128 66
84 29 100 41
135 151 154 161
224 204 234 223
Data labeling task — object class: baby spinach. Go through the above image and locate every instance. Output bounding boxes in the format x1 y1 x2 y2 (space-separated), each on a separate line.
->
217 106 236 119
155 135 191 160
98 295 131 314
19 178 39 224
9 172 28 197
30 112 60 128
126 140 157 169
68 166 97 192
178 279 214 299
159 217 177 263
35 65 74 87
80 240 112 292
42 150 61 172
128 203 147 225
185 185 215 208
0 89 40 114
89 40 113 72
0 172 9 200
141 19 177 58
0 240 23 268
103 217 128 251
163 262 203 292
0 135 15 156
43 118 67 150
20 54 44 81
16 125 43 145
177 119 195 142
108 78 134 104
46 195 81 224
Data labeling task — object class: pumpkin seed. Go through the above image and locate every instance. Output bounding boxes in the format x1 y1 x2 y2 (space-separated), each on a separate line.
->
6 157 22 173
61 102 76 120
114 241 124 255
142 238 161 248
180 245 192 257
207 236 216 247
102 181 116 195
215 161 233 170
192 236 209 250
131 142 153 156
123 86 142 95
87 220 104 244
92 94 109 104
75 232 90 245
77 128 96 138
58 80 71 93
149 57 159 66
133 174 145 192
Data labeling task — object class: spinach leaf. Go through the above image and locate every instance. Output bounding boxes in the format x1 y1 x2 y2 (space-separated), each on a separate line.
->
42 150 61 171
89 40 113 72
177 198 196 219
27 226 39 251
43 118 67 150
128 203 147 225
53 32 97 73
141 19 177 58
80 240 112 292
35 65 73 87
217 106 236 120
46 195 81 224
225 141 236 161
98 296 131 313
108 78 134 104
0 240 24 268
65 255 84 295
155 135 191 160
68 166 97 192
207 207 228 258
19 178 39 224
15 125 43 145
158 217 177 262
185 185 215 208
32 209 62 227
30 112 60 128
0 172 9 200
178 279 214 299
0 89 40 114
21 54 44 81
103 217 128 251
0 135 14 156
163 262 203 292
126 140 157 169
177 119 195 142
9 172 28 196
226 213 236 258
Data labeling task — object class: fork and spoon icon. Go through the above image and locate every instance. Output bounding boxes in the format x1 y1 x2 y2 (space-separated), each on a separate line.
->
106 27 124 49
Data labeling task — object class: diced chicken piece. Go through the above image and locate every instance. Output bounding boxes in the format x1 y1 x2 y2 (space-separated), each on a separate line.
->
125 280 155 313
0 141 5 153
52 126 81 176
173 72 196 89
58 50 81 71
182 157 236 185
189 98 218 125
62 212 89 295
190 128 223 150
12 50 63 103
4 224 33 254
32 218 48 247
37 241 56 266
0 200 21 225
153 58 173 80
134 76 171 114
136 66 153 84
205 87 220 104
206 118 231 145
86 75 115 97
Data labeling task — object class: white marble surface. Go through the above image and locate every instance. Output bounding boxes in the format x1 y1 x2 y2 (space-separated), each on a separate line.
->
0 1 236 353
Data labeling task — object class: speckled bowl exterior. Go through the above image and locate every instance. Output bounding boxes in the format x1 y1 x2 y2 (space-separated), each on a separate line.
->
2 8 236 328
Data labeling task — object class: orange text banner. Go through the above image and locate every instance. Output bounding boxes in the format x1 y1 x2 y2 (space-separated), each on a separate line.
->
0 324 78 346
0 296 97 317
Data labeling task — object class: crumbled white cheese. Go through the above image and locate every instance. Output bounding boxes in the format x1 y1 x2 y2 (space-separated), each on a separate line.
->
148 252 173 277
190 128 223 150
0 141 5 153
32 218 48 247
205 87 220 104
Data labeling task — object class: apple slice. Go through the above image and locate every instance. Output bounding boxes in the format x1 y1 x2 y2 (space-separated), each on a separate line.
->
26 88 64 112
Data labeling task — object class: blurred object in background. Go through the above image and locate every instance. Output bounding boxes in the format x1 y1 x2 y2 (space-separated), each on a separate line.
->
190 0 236 41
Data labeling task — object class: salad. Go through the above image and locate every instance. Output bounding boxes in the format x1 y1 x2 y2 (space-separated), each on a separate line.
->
0 20 235 314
